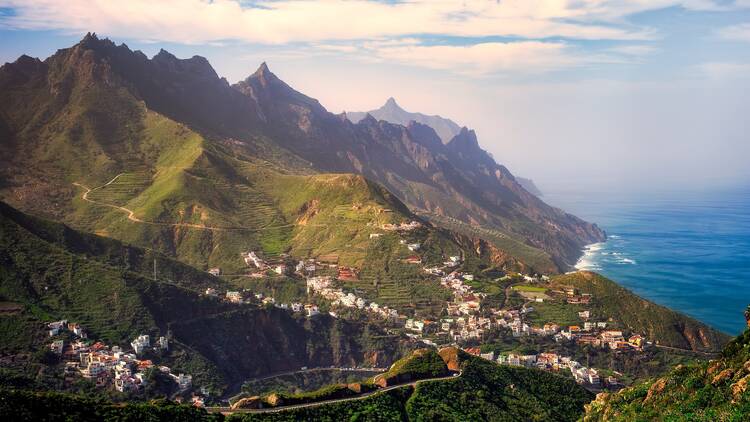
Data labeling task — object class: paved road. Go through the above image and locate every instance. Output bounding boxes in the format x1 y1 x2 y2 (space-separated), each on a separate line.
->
209 372 461 415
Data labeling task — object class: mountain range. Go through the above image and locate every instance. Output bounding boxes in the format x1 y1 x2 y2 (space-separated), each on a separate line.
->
0 33 603 273
0 33 743 420
345 97 462 144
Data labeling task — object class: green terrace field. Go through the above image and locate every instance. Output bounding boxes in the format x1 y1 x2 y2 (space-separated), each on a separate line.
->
418 211 558 274
526 302 584 327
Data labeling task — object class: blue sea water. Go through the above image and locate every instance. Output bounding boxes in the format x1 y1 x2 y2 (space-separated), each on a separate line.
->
544 186 750 335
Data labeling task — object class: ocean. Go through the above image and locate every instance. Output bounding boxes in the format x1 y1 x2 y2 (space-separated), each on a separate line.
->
544 186 750 335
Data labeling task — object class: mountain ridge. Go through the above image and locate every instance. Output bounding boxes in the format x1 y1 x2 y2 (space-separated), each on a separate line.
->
0 33 604 273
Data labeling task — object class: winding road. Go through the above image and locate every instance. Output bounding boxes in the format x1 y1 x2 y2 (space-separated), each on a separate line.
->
207 371 461 415
73 175 322 233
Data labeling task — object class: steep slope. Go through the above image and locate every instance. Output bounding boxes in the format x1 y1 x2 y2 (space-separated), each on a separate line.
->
0 202 414 392
516 176 543 197
0 34 603 274
345 97 461 144
0 36 466 282
551 272 730 352
235 62 605 271
584 307 750 421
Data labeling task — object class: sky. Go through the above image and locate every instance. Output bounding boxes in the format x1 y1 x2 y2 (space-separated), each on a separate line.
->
1 0 749 193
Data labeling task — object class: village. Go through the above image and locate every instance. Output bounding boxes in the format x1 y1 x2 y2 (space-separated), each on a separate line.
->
46 320 206 406
195 219 653 392
40 217 651 408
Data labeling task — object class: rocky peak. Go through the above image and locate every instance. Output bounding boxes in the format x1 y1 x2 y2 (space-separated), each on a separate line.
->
406 121 444 151
383 96 402 111
447 127 480 152
151 49 219 79
248 61 278 87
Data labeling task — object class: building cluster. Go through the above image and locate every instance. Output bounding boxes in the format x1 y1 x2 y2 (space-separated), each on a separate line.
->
48 330 192 394
48 320 87 339
468 348 621 389
381 220 422 231
240 251 290 276
557 327 648 351
306 276 400 320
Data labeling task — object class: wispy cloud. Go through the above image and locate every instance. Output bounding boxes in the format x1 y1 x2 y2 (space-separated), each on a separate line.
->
0 0 734 45
696 61 750 79
0 0 747 76
717 23 750 42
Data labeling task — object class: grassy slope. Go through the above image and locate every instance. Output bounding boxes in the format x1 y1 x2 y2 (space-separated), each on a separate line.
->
0 202 414 392
584 319 750 421
551 272 730 352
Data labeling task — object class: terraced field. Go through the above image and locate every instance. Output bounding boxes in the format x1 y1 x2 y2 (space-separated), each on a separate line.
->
85 171 152 207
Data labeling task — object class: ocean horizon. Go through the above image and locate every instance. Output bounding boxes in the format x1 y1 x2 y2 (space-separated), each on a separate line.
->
545 185 750 335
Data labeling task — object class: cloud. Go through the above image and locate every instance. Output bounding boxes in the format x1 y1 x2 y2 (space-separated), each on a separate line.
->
696 61 750 79
368 41 613 76
717 23 750 42
606 45 659 56
0 0 727 45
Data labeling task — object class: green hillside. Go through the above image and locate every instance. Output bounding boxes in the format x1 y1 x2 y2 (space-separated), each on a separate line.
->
584 307 750 421
550 272 730 352
228 352 593 421
0 202 414 394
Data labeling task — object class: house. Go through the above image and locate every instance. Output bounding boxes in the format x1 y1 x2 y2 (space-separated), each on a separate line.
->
131 335 150 355
50 340 64 355
291 303 303 313
274 264 287 275
204 288 218 297
463 347 481 356
337 267 359 281
578 310 590 319
208 268 221 276
48 320 68 337
158 336 169 351
172 373 192 391
244 251 265 268
226 291 243 303
407 243 421 251
305 304 320 317
405 255 422 264
369 233 382 239
628 334 645 348
480 352 495 361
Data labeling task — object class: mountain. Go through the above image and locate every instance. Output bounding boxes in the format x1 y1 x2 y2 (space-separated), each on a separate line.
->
345 97 461 144
516 176 543 197
0 202 415 393
0 34 604 273
584 306 750 421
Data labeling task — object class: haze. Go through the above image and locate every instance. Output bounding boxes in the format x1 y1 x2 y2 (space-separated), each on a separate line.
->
2 0 748 192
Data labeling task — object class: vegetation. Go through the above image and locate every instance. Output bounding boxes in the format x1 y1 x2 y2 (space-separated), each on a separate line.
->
0 202 414 395
227 353 592 421
0 388 223 422
584 309 750 421
372 349 449 386
551 272 730 352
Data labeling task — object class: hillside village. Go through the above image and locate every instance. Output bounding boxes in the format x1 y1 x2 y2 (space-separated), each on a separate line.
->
46 321 205 405
195 220 656 393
